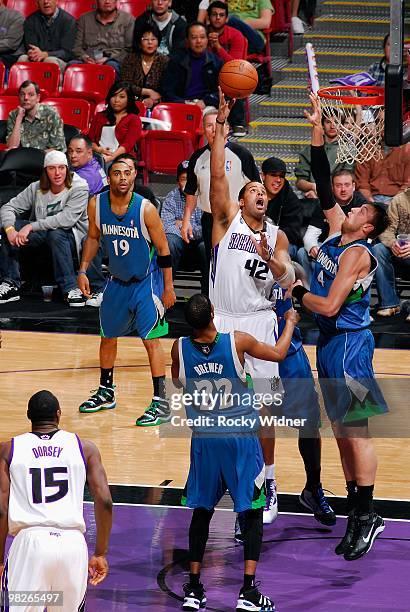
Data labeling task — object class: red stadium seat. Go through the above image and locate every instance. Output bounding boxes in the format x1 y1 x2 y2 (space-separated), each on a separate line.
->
0 96 19 150
59 0 95 20
42 98 91 132
150 103 203 149
118 0 149 17
6 62 61 97
6 0 37 17
138 130 194 184
62 64 116 105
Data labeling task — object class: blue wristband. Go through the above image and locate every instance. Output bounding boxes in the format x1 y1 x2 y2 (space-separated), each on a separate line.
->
78 270 87 276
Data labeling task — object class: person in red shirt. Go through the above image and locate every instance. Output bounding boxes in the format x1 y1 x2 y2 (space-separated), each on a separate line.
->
88 81 142 165
207 1 248 138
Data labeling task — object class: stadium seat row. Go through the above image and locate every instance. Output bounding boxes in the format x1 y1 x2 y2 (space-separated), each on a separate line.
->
5 0 149 19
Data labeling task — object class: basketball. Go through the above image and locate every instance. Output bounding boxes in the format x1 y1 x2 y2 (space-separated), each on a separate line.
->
218 60 258 99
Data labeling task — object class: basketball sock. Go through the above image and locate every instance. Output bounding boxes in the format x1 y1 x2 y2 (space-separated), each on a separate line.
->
298 434 321 491
243 574 256 590
189 508 214 563
243 508 263 562
152 375 166 400
189 573 200 587
356 484 374 516
346 480 358 513
265 464 275 480
100 368 114 388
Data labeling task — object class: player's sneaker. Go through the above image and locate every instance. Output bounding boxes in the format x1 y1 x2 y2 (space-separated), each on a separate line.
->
86 292 103 307
135 398 170 426
236 583 275 611
335 510 356 555
299 484 336 526
234 511 245 544
182 582 206 611
0 281 20 304
79 385 116 413
263 479 278 524
343 512 385 561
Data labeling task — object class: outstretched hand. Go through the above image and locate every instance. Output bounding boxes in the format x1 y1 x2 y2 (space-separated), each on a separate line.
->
304 92 322 128
217 87 236 124
250 232 271 263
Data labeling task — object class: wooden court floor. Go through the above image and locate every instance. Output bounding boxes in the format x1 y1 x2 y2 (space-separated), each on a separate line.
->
1 330 409 501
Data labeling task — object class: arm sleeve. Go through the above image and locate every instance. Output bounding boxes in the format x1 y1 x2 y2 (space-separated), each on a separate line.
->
310 144 336 210
0 13 24 54
354 160 371 193
110 15 134 61
184 151 201 196
47 110 66 152
294 147 312 181
6 111 17 140
0 183 37 228
160 191 177 234
170 19 188 54
23 16 38 49
30 185 89 232
51 15 77 61
160 58 185 103
303 225 322 253
379 196 399 248
72 15 85 59
116 115 142 153
88 113 105 145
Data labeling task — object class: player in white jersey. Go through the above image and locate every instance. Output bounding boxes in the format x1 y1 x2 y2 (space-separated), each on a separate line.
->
209 89 296 524
0 390 113 611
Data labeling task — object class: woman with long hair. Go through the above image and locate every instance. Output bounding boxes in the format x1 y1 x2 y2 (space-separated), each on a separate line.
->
121 23 168 110
88 81 142 164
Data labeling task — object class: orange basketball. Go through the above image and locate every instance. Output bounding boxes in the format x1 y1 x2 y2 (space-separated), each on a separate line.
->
219 60 258 99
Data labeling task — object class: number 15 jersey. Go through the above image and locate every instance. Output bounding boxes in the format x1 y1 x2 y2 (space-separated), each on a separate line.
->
8 431 86 535
210 211 279 315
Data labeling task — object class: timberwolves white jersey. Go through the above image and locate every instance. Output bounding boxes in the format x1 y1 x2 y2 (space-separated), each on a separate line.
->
210 211 279 315
8 430 86 535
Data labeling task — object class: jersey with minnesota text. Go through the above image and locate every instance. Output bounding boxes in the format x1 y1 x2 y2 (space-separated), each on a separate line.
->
210 211 279 315
310 233 377 335
8 430 86 536
96 191 154 282
178 332 257 435
269 282 302 356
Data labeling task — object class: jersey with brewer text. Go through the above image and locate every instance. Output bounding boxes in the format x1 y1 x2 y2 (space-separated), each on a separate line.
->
210 211 279 315
310 233 377 335
8 430 86 536
96 191 153 282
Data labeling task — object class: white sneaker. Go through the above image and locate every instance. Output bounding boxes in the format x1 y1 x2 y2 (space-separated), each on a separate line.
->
66 287 86 307
263 478 278 524
86 292 103 307
292 15 305 34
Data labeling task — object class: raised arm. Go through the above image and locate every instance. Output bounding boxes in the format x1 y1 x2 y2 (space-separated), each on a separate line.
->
306 93 345 235
210 89 239 240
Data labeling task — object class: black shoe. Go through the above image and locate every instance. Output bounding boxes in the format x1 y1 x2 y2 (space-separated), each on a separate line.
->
335 510 356 555
237 583 275 611
79 385 116 413
182 582 206 611
0 281 20 304
343 512 385 561
299 484 336 526
135 398 170 426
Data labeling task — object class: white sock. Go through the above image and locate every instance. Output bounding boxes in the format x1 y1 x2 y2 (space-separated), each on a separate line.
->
265 464 275 480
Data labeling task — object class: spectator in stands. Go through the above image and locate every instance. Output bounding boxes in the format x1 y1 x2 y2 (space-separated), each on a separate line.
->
298 168 367 283
67 134 107 196
295 115 352 198
0 0 25 69
161 22 222 110
373 188 410 318
19 0 76 73
368 33 390 86
355 142 410 205
181 107 260 292
121 23 168 110
261 156 303 260
72 0 134 78
7 80 66 152
161 160 208 294
133 0 186 57
88 81 142 165
0 151 89 307
207 1 247 136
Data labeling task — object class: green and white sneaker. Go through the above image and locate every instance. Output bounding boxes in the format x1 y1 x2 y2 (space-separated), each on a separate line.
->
79 385 116 413
135 398 170 426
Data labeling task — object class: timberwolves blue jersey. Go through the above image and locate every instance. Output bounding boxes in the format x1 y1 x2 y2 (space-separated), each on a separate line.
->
310 233 377 335
270 282 302 356
178 333 257 435
96 191 152 282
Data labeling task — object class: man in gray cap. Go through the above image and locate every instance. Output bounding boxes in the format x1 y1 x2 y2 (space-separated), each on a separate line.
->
0 151 89 306
261 156 303 260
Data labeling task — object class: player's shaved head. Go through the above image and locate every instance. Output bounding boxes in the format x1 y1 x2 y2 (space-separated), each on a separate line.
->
185 294 212 329
27 390 60 424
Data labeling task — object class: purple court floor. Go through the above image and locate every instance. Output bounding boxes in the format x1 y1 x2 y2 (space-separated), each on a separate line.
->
84 504 410 611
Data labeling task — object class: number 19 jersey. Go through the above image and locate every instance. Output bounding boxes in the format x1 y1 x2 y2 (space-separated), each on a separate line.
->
8 431 86 535
210 211 279 315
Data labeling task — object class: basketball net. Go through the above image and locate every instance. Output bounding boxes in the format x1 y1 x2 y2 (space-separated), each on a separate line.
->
317 86 385 165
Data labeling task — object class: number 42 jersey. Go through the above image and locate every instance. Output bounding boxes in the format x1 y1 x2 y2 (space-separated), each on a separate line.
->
8 430 86 535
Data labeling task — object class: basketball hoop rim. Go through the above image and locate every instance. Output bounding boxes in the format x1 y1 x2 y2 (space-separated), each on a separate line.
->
317 85 384 106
